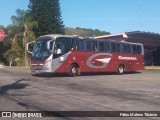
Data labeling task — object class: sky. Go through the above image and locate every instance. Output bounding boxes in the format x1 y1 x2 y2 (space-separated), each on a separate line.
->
0 0 160 34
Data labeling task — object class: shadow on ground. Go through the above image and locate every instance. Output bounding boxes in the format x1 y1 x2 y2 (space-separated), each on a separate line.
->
0 79 29 95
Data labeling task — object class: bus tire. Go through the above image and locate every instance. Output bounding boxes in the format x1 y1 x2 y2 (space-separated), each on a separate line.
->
118 65 125 75
69 64 77 77
76 67 81 76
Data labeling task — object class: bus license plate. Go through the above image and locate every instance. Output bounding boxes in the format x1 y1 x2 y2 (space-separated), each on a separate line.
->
32 65 43 70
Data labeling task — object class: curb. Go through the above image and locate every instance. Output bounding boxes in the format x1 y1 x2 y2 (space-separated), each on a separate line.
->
145 66 160 70
0 65 4 68
0 66 29 69
7 67 29 69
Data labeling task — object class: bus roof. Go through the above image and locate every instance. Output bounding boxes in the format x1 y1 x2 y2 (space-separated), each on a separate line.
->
37 34 143 46
37 34 79 39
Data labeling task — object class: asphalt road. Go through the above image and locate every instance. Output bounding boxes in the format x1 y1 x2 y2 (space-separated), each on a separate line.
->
0 67 160 120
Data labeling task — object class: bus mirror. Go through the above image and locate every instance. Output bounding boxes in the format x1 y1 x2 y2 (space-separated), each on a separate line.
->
27 41 35 54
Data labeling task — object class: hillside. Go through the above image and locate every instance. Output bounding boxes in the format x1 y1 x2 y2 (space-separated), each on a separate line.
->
65 27 110 37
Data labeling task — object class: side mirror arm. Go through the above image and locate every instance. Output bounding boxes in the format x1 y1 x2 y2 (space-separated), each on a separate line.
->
27 41 35 54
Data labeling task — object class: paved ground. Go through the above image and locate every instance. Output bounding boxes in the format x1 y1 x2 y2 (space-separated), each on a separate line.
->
0 67 160 120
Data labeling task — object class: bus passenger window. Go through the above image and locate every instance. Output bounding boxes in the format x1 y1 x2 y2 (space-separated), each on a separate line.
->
132 45 138 54
116 43 121 53
72 39 78 51
122 44 127 53
111 43 117 53
137 45 142 54
105 42 109 52
98 42 105 52
79 40 84 51
94 41 98 51
86 41 94 51
72 39 85 51
126 44 131 53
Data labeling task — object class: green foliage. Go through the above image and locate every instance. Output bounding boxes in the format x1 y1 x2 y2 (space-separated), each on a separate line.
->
16 58 25 67
10 9 37 67
0 39 11 65
0 61 4 65
0 25 4 29
75 27 110 36
65 27 88 37
29 0 64 37
4 48 18 66
65 27 110 37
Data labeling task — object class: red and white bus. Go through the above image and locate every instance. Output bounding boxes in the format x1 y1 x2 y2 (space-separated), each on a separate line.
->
27 34 144 76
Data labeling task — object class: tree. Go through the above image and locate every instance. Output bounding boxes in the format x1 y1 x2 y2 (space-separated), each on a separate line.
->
65 27 110 37
75 27 110 37
11 9 37 67
65 27 88 37
28 0 64 37
0 25 4 29
4 43 19 66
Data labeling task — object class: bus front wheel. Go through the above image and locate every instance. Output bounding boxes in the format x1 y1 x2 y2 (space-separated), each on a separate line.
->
69 64 78 77
118 65 125 75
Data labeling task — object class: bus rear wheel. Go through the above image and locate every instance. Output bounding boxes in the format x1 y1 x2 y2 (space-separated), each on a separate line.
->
69 64 80 77
118 65 125 75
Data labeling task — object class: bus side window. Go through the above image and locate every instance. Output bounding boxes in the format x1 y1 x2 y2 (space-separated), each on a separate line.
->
94 41 98 51
86 40 94 51
72 39 79 51
105 42 110 53
132 45 138 54
122 44 127 53
79 39 85 51
137 45 142 54
127 44 131 54
116 43 121 53
72 39 85 51
54 42 64 54
98 41 105 52
111 43 117 53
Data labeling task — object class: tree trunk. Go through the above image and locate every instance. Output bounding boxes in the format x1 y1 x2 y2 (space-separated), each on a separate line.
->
23 24 29 67
23 39 29 67
9 61 12 67
24 45 28 67
13 34 17 46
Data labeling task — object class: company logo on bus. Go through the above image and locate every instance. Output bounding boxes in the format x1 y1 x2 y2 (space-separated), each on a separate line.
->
118 56 137 60
86 53 112 68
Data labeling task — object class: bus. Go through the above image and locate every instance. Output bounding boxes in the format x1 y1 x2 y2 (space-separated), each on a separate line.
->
27 34 144 76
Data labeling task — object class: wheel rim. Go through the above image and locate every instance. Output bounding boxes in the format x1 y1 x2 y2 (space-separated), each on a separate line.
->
72 67 76 74
119 66 124 74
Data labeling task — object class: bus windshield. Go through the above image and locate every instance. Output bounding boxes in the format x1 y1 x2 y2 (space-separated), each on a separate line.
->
32 39 52 60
